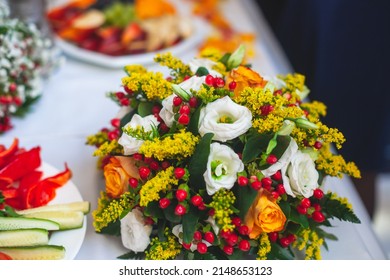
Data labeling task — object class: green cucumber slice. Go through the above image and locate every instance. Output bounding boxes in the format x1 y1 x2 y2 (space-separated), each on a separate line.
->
22 211 84 230
0 217 60 231
16 201 90 215
0 228 49 247
0 245 65 260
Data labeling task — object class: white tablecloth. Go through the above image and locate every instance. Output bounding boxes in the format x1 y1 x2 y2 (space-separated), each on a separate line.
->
1 0 386 260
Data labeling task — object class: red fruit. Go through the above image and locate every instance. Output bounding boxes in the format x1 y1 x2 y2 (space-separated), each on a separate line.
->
214 77 225 88
128 178 138 188
123 86 133 95
120 98 130 106
178 113 190 125
261 177 272 188
223 245 234 255
139 166 151 179
313 141 322 150
237 176 249 187
197 242 208 254
184 75 191 81
312 203 321 211
238 239 250 251
133 153 143 161
204 231 215 244
198 201 206 210
228 81 237 90
174 167 186 179
173 96 182 106
159 198 171 209
277 184 286 195
300 198 311 208
227 233 238 246
271 191 279 199
251 181 262 190
296 205 308 215
260 104 274 115
313 189 324 199
152 105 161 114
272 170 282 181
208 208 215 216
159 122 169 133
238 225 249 236
312 211 325 223
182 242 192 250
179 105 191 115
13 97 22 106
193 231 202 241
220 229 231 239
143 157 153 164
268 232 278 242
174 204 187 216
110 118 120 128
279 237 291 248
231 217 241 227
205 74 214 86
287 234 296 243
161 161 170 169
189 97 198 108
9 83 17 92
175 189 188 202
108 130 119 141
149 160 160 171
266 154 278 164
190 195 203 206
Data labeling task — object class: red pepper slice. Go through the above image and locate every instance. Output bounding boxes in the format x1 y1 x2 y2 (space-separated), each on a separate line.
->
0 147 41 182
0 177 13 190
0 138 19 170
29 165 72 208
16 171 43 209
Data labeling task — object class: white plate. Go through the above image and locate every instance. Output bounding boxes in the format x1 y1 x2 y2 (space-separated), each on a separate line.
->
55 17 210 68
39 162 86 260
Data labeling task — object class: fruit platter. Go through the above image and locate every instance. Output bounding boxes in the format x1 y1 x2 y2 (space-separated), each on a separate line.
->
46 0 205 67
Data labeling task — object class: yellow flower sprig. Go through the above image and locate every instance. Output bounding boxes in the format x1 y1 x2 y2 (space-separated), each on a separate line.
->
293 229 324 260
92 191 135 232
256 232 271 260
139 129 200 161
92 139 123 157
139 166 179 207
209 189 236 231
145 228 181 260
154 52 192 83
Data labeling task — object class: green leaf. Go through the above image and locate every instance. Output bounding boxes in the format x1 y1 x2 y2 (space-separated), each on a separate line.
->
289 208 309 229
323 195 361 223
227 45 246 70
267 243 295 260
315 227 338 241
157 219 167 241
206 246 229 260
187 104 202 135
13 95 41 117
117 251 145 260
278 200 291 219
234 185 258 220
144 201 164 219
188 133 214 192
138 102 154 117
242 134 273 163
195 66 209 76
182 205 199 244
163 202 182 223
98 220 121 236
219 53 231 66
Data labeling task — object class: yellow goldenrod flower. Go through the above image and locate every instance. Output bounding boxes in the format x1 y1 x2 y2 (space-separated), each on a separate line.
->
209 189 236 231
257 232 271 260
145 229 181 260
93 139 123 157
154 52 192 83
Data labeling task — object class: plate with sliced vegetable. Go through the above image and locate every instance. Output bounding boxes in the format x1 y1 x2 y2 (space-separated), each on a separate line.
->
0 139 89 260
47 0 209 68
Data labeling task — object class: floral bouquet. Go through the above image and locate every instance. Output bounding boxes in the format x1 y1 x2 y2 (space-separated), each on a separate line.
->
0 2 58 133
87 46 361 260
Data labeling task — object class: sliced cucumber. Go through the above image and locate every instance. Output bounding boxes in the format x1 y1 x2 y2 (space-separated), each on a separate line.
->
0 245 65 260
16 201 90 215
0 228 49 247
22 211 84 230
0 217 60 231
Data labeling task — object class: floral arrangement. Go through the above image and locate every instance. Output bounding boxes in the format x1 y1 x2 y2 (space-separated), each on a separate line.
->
0 2 58 133
87 46 361 260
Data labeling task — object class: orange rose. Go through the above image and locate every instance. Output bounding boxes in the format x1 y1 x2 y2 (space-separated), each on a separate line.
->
104 157 131 198
244 190 286 239
227 66 267 97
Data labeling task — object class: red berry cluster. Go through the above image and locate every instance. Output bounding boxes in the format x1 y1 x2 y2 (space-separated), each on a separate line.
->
216 217 251 256
296 188 325 223
172 95 198 126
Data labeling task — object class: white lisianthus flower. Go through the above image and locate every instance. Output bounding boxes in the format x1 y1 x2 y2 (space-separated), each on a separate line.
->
120 208 152 253
281 150 319 198
118 114 159 155
188 58 222 77
172 224 212 252
204 142 244 195
198 96 252 142
159 76 205 127
261 137 298 178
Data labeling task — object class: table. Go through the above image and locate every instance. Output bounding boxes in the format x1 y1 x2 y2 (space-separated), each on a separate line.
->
1 0 387 260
